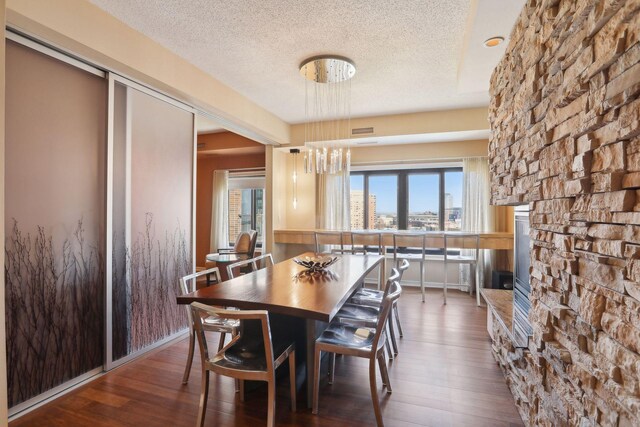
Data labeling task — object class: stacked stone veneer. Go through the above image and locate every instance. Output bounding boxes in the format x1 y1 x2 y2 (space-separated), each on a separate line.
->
488 0 640 426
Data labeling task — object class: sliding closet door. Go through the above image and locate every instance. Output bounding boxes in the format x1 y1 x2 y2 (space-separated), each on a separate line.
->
108 78 194 365
4 40 107 409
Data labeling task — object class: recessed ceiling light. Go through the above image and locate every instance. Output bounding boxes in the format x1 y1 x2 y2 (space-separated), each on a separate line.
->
483 37 504 48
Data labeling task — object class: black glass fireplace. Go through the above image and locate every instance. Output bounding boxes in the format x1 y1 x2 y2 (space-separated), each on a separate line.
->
513 205 532 348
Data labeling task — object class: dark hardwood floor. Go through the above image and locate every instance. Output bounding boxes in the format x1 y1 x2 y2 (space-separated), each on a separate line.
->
10 289 524 426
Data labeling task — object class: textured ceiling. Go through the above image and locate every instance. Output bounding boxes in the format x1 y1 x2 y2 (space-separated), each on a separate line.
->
90 0 497 123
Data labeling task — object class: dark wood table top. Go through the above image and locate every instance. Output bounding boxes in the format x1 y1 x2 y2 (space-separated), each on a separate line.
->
178 252 384 322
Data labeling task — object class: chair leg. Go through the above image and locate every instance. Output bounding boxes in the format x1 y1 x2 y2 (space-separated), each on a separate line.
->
394 304 404 338
420 260 425 303
443 259 448 305
385 335 393 360
328 352 336 385
266 378 276 427
377 353 387 387
218 332 226 352
312 348 321 415
388 315 399 356
289 350 297 412
182 330 195 384
196 370 209 427
231 329 240 393
239 380 245 402
378 353 392 393
475 263 481 307
369 357 384 427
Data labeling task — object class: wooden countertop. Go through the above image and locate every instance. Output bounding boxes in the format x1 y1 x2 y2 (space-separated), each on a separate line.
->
274 229 514 250
481 289 516 342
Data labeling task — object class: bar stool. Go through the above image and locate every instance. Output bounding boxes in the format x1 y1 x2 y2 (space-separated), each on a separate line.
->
351 231 385 289
314 231 344 253
393 233 428 302
444 233 480 305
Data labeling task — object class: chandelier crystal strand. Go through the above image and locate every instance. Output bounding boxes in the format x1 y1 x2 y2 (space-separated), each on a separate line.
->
300 56 355 175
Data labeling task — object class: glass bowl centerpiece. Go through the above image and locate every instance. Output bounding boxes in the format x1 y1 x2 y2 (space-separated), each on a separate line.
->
293 255 338 272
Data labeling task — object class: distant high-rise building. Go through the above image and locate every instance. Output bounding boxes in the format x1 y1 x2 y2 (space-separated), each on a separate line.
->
228 188 243 243
369 194 377 229
350 190 376 229
443 192 461 230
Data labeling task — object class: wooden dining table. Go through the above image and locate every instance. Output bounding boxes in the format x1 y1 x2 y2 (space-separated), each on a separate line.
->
177 252 385 407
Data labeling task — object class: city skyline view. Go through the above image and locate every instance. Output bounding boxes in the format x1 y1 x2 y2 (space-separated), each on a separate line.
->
350 172 463 231
351 173 462 213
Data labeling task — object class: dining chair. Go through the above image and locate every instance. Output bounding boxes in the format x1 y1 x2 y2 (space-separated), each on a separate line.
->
217 230 259 258
333 269 400 368
227 256 257 279
227 253 274 279
206 230 258 283
190 302 296 427
350 259 410 345
312 283 402 427
314 231 344 253
179 268 239 385
251 253 274 270
444 233 480 305
393 233 428 302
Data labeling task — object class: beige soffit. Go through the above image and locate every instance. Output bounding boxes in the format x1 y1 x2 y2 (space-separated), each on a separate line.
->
5 0 289 145
289 107 489 146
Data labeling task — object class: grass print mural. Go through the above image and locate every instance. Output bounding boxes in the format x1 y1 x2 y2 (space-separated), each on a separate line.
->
5 219 103 407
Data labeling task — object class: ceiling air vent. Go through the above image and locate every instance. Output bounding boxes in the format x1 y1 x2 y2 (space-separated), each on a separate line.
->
352 127 374 135
356 141 378 145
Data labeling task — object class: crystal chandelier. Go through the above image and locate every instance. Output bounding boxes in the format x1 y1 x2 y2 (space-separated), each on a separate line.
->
299 55 356 174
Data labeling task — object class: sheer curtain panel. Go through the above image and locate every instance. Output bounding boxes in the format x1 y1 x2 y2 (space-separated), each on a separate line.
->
316 165 350 230
461 157 495 291
210 170 229 252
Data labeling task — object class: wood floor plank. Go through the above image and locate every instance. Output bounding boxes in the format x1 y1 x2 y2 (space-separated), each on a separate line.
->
9 289 523 426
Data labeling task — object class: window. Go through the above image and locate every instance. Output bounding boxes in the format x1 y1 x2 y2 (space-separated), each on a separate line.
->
350 168 463 231
408 173 440 231
368 175 398 230
228 175 265 244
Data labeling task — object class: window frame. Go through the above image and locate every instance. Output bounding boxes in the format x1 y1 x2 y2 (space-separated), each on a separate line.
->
351 167 463 231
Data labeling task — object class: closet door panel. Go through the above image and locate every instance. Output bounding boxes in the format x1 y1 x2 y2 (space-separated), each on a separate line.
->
5 40 107 408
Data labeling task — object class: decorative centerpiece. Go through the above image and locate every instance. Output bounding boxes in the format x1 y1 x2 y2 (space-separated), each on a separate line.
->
293 255 338 272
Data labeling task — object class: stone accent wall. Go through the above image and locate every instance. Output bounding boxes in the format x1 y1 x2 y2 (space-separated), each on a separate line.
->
488 0 640 426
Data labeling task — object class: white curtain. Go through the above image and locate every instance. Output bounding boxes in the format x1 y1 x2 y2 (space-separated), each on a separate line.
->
210 170 229 252
316 164 351 230
461 157 495 291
